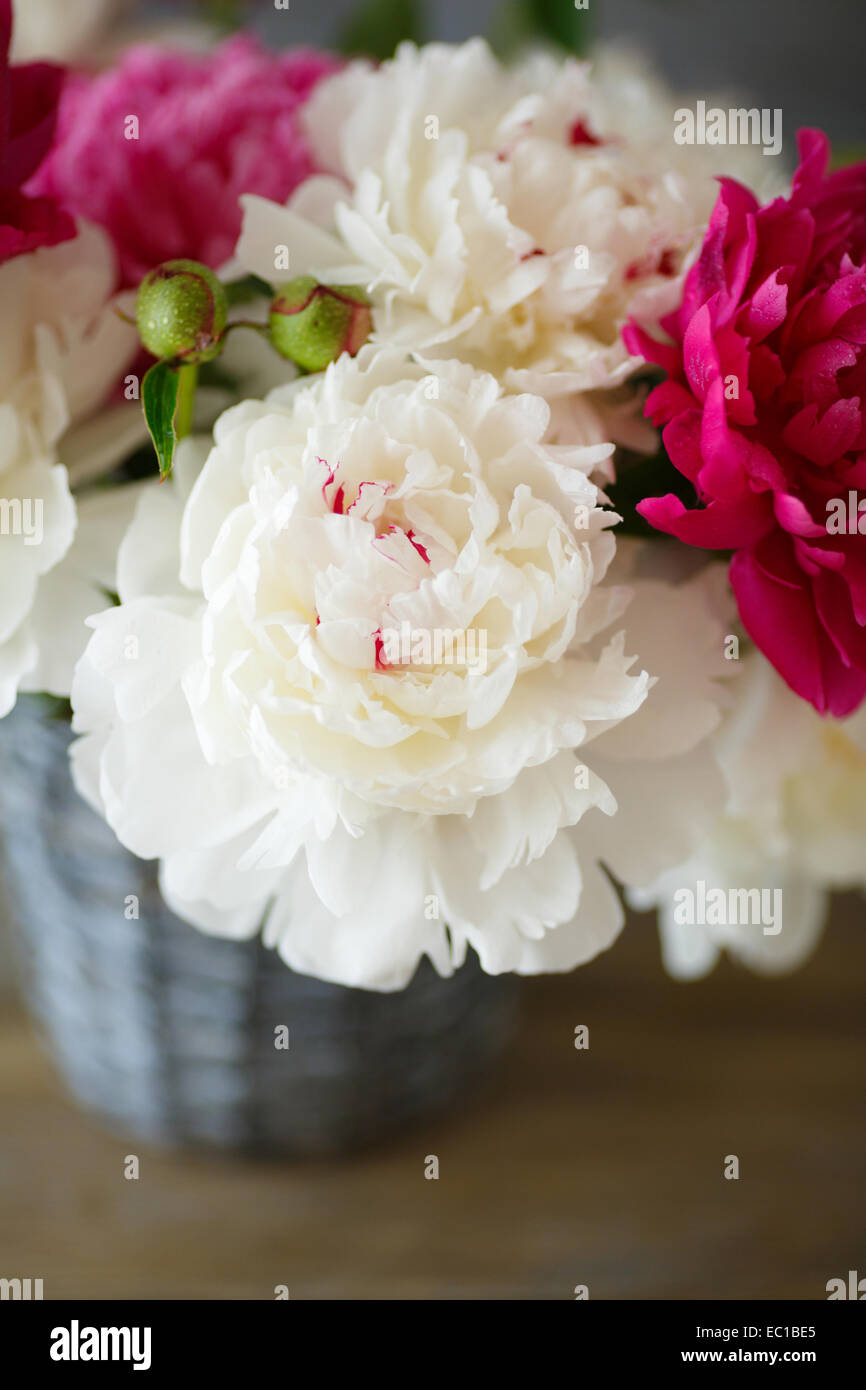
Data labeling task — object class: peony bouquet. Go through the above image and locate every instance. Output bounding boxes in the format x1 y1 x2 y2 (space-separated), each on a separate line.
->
2 0 865 1004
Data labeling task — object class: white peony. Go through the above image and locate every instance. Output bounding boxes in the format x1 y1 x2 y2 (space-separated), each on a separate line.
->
22 481 149 700
631 654 866 978
571 45 788 202
70 349 735 989
0 222 139 713
237 39 734 419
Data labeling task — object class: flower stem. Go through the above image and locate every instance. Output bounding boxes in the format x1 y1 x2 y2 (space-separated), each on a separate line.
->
224 319 271 339
175 363 198 440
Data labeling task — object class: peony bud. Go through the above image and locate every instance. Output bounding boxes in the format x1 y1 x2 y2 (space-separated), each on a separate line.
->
269 276 372 371
135 259 228 363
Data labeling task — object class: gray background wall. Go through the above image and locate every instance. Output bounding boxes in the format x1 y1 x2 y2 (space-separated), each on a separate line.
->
144 0 866 144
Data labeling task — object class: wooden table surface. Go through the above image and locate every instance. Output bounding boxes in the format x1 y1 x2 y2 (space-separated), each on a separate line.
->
1 906 863 1300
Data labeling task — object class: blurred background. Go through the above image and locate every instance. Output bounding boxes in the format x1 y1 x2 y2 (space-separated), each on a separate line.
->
1 0 864 1300
165 0 866 142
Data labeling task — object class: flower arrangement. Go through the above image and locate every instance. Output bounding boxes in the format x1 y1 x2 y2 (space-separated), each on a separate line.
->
2 0 864 1002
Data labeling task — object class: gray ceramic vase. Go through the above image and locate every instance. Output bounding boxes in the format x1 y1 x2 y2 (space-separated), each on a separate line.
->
0 699 517 1156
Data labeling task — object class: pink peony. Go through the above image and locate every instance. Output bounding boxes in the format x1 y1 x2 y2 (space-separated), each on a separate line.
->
0 0 74 263
30 35 340 288
626 130 866 717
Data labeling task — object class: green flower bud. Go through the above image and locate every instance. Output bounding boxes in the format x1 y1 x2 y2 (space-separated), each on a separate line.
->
268 276 373 372
135 259 228 363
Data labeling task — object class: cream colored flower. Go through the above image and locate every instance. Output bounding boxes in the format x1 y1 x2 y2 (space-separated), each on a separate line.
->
631 655 866 977
0 223 138 712
70 350 737 988
237 40 733 416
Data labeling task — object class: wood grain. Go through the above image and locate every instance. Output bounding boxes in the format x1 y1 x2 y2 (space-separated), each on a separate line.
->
0 904 863 1300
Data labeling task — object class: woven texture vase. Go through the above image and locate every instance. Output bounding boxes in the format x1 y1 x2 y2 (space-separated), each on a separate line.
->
0 700 517 1156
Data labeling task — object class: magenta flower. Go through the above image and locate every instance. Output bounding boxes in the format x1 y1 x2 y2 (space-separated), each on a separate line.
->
30 35 339 288
0 0 74 263
626 130 866 717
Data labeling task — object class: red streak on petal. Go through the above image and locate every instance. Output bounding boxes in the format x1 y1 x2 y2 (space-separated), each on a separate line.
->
319 456 335 503
318 458 349 514
406 529 431 563
569 118 604 147
373 628 390 670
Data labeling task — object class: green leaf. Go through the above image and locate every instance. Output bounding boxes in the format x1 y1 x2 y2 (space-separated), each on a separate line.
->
489 0 593 57
335 0 424 60
142 360 180 480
